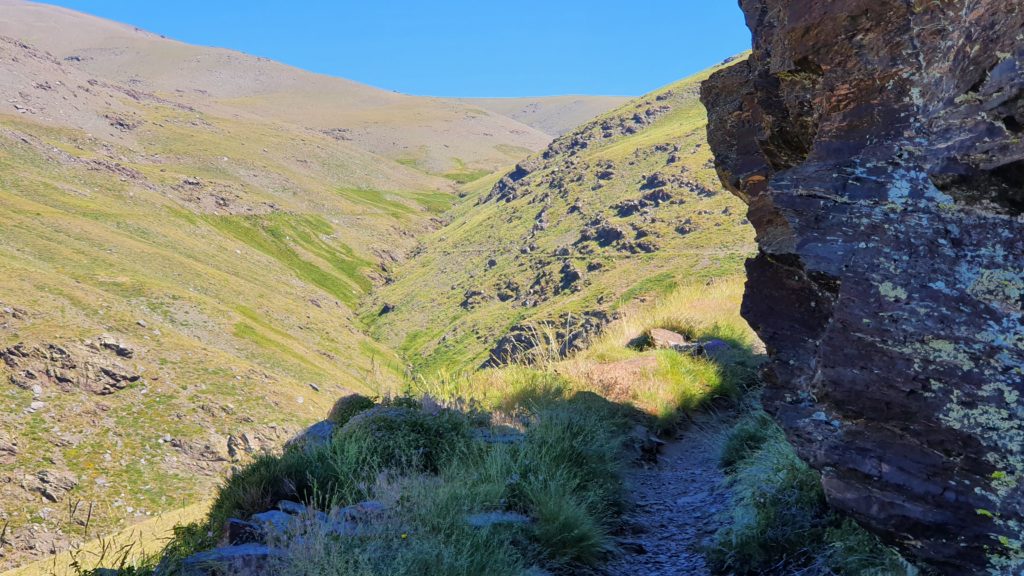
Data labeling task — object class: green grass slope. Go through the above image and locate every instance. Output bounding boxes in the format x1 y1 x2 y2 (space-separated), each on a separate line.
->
0 33 459 570
366 64 756 374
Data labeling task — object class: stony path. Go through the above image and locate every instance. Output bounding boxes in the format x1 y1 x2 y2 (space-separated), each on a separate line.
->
602 416 732 576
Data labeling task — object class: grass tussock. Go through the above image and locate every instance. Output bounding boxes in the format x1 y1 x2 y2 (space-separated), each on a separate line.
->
709 409 917 576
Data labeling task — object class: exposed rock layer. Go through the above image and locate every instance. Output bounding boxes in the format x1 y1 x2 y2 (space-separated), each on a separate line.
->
701 1 1024 573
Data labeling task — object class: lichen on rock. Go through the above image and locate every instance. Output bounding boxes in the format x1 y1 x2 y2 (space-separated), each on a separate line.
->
700 1 1024 573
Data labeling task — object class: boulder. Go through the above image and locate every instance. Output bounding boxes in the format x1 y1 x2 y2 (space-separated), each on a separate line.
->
701 2 1024 573
31 469 78 503
249 510 294 536
484 310 613 368
648 328 687 349
283 420 334 453
336 500 386 520
223 518 262 546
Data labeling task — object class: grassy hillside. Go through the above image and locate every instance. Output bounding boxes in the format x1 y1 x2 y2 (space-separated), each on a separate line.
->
45 275 760 576
0 30 465 570
55 277 910 576
366 65 756 374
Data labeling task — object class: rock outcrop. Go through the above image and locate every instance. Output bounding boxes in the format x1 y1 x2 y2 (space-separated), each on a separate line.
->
701 2 1024 573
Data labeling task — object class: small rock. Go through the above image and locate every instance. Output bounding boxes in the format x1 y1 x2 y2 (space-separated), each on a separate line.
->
249 510 294 535
336 500 386 522
96 334 134 358
619 539 647 554
34 469 78 502
224 518 263 546
700 339 732 358
276 500 307 515
308 383 320 392
180 544 283 576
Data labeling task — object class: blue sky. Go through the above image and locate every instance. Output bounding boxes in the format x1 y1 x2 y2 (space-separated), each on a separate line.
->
43 1 750 97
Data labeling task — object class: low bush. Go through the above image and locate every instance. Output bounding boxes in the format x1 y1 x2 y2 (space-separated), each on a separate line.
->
338 404 472 472
326 393 376 426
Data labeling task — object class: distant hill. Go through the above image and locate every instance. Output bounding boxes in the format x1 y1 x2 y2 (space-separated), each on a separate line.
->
464 95 632 136
0 0 558 176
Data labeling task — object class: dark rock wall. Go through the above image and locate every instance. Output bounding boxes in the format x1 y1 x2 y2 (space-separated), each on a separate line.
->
701 1 1024 573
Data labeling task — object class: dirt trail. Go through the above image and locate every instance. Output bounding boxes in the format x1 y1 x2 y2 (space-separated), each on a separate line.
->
602 415 732 576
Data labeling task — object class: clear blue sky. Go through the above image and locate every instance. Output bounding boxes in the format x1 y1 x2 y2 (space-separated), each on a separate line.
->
42 1 750 97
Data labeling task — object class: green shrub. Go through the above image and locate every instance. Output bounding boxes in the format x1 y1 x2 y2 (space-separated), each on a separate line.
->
709 431 829 573
206 450 314 533
327 394 376 426
494 369 571 413
520 401 625 512
155 390 636 575
338 404 472 472
823 519 915 576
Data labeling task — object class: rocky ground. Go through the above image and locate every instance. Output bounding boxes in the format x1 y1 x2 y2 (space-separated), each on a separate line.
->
603 414 731 576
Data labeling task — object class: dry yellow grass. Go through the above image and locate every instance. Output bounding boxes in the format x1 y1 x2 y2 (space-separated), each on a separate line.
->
1 502 209 576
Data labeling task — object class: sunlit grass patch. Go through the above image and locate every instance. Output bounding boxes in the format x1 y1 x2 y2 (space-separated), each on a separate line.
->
709 409 916 575
205 213 371 306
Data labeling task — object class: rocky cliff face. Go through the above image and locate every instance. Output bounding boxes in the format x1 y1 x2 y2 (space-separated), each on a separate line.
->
701 1 1024 573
